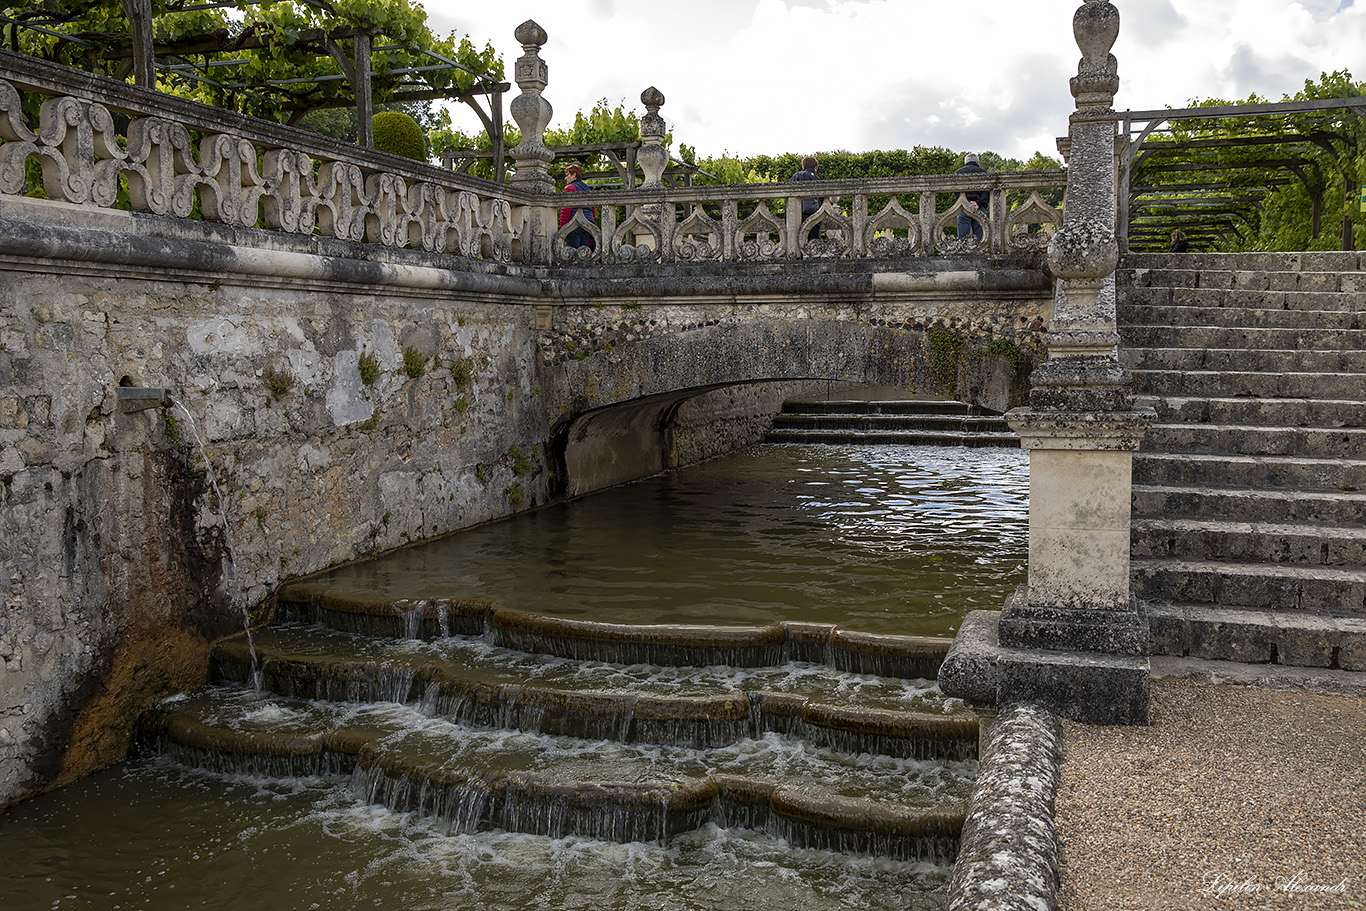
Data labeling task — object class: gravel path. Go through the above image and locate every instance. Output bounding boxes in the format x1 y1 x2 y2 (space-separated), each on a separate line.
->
1055 672 1366 911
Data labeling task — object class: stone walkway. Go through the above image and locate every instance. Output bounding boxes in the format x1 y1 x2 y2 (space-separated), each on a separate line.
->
1055 662 1366 911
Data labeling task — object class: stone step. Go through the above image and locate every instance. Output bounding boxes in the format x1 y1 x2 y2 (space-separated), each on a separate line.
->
764 428 1020 448
1118 303 1360 330
1133 452 1366 492
1121 346 1366 373
1140 423 1366 460
1131 369 1366 400
1132 517 1366 566
1132 484 1366 525
1134 395 1366 428
1147 603 1366 670
770 414 1013 433
137 690 969 858
1131 557 1366 613
1120 324 1362 351
209 626 967 751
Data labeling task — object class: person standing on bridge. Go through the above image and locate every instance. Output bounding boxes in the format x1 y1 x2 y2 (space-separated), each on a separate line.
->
791 156 823 241
953 153 989 241
560 164 596 250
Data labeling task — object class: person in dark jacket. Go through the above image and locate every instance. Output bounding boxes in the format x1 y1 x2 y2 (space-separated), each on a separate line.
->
954 153 989 240
559 164 596 249
1167 229 1189 252
791 156 822 241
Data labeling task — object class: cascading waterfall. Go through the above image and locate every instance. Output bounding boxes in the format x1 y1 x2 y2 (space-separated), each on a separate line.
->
171 399 261 691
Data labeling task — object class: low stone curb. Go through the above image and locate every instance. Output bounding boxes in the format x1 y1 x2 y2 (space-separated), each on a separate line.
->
947 702 1063 911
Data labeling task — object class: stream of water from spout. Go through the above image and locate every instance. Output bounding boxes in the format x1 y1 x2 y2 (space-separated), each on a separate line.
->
171 400 261 691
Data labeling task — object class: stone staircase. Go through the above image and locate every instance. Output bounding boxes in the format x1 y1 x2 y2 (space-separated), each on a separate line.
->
135 585 976 873
766 400 1018 447
1117 251 1366 670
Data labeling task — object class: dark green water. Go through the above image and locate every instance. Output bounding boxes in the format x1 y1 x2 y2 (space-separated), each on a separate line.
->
0 442 1028 910
310 443 1030 636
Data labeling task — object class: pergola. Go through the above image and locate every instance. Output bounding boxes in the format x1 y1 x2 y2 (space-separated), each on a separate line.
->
1117 97 1366 252
1 0 509 171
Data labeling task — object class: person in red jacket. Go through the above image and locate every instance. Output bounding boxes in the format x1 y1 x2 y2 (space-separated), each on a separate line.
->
559 164 596 249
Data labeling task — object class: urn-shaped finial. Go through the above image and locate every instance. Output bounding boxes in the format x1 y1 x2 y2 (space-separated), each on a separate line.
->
514 19 548 49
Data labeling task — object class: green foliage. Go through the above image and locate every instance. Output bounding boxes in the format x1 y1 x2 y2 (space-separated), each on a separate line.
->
453 395 469 414
7 0 503 131
927 326 965 388
263 367 295 397
401 345 426 378
507 482 526 507
985 338 1022 367
373 112 428 161
357 350 381 385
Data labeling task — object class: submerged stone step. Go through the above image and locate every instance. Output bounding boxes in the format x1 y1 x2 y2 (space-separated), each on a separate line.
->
1133 452 1366 492
138 690 969 861
210 628 974 757
1142 423 1366 460
277 584 955 677
764 429 1019 448
780 400 989 417
1132 517 1366 566
1132 484 1366 525
1131 557 1366 613
769 414 1012 433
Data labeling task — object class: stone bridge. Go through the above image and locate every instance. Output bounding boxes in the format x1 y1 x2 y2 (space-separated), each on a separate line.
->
0 5 1135 820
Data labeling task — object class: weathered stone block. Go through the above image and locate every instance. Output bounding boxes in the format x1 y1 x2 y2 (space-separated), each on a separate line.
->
1199 270 1233 290
1300 252 1359 271
1147 602 1188 656
1337 618 1366 671
1233 271 1269 291
1274 614 1339 668
1187 607 1276 663
1268 272 1299 292
997 649 1150 725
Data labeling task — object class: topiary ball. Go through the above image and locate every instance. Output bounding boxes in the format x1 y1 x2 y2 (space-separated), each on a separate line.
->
372 111 428 161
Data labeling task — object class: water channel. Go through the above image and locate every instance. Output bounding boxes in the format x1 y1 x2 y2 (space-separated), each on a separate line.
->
0 442 1029 911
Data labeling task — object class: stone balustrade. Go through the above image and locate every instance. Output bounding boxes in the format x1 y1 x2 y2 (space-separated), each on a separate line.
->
0 48 1065 271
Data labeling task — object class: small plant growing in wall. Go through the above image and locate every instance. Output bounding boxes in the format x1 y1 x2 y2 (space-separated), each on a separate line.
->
507 443 532 477
263 367 295 397
507 482 526 507
985 338 1022 368
927 325 965 388
358 349 381 385
450 358 474 388
402 346 426 379
453 395 469 414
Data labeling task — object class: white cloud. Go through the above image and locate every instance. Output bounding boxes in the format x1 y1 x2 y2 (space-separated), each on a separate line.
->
425 0 1366 160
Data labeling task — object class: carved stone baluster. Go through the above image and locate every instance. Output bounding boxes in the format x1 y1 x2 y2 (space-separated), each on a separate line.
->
722 199 738 261
508 20 555 265
636 86 668 255
919 190 936 257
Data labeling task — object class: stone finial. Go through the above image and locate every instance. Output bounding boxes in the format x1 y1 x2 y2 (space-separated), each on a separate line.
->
509 19 554 192
1070 0 1120 110
637 86 668 191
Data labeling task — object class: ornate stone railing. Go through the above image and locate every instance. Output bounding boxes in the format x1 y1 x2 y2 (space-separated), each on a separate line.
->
0 47 1065 270
548 174 1066 265
0 50 532 264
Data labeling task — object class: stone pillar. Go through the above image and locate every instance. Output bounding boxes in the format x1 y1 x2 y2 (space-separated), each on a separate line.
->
999 0 1155 723
508 20 556 265
939 0 1155 727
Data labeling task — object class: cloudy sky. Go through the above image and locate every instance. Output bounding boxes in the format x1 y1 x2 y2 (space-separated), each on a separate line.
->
425 0 1363 162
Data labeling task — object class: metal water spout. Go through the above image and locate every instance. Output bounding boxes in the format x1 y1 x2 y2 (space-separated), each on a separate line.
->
115 386 176 413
